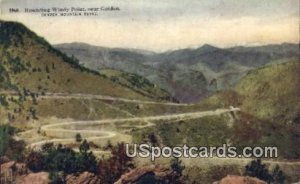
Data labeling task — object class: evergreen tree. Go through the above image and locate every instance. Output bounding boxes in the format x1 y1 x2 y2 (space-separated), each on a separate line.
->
75 133 82 143
244 159 272 182
79 139 89 153
271 165 286 184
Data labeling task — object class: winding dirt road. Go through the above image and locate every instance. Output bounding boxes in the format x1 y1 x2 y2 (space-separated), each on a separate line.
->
10 92 299 167
22 104 300 167
28 108 240 149
1 92 192 106
9 91 198 149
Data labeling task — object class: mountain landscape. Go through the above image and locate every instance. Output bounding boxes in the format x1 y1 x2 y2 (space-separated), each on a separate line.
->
0 20 175 123
0 21 172 100
55 42 299 102
201 60 300 157
0 20 299 184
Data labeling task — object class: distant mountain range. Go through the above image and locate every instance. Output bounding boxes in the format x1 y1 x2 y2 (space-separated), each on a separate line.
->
0 20 299 182
55 42 299 102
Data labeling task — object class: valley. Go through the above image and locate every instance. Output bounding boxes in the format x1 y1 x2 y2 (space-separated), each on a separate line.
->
0 20 299 183
56 42 299 103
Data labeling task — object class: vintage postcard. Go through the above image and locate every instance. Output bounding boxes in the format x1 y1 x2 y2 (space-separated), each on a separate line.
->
0 0 299 183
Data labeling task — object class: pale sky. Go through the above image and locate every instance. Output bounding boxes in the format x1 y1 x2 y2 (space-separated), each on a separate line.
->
1 0 299 51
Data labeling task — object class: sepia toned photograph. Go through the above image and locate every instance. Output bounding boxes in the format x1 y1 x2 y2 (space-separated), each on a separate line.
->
0 0 299 183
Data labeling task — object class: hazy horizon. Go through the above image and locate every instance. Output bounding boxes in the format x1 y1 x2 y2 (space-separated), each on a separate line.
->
54 41 299 53
1 0 299 52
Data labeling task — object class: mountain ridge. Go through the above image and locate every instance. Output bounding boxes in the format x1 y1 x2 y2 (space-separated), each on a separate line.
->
0 20 174 122
55 42 299 102
0 20 171 101
55 42 299 55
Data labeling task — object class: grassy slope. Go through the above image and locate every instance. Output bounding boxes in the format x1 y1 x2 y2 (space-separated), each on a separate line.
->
235 59 300 121
0 20 174 123
202 59 300 122
131 60 300 159
0 20 151 100
199 60 300 158
99 69 171 100
131 115 231 147
132 60 299 159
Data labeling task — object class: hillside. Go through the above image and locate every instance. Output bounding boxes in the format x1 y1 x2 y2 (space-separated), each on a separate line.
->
0 20 172 100
55 42 299 102
99 69 172 101
234 59 300 121
202 59 300 121
200 60 300 158
0 20 174 123
55 42 155 79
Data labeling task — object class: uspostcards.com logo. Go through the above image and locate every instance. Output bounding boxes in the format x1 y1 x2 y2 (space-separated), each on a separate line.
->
125 144 278 161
